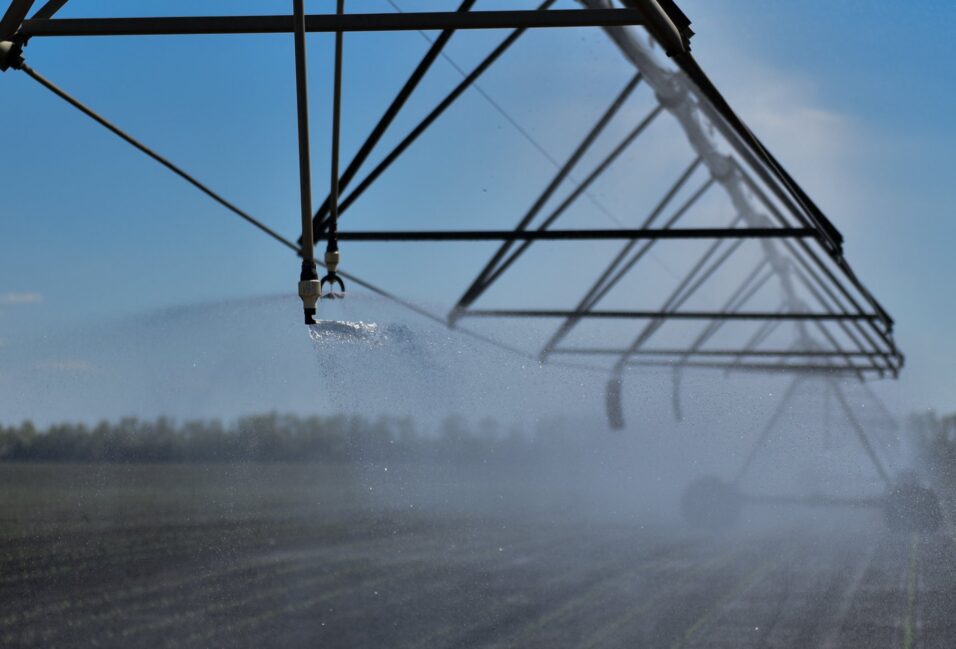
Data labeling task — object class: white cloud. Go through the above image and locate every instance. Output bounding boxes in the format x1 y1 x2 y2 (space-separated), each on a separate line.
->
725 74 866 224
0 292 44 305
667 6 873 227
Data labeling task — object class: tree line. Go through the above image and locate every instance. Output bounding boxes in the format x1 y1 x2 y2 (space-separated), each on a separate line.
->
0 413 585 464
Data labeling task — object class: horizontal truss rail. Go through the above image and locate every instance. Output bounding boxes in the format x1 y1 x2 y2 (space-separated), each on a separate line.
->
19 9 643 37
552 349 894 358
627 360 885 375
316 227 815 242
463 309 882 321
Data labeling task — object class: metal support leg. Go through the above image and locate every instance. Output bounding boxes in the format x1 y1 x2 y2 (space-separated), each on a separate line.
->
829 379 892 486
30 0 68 20
293 0 320 324
733 376 803 485
319 0 346 298
0 0 37 39
671 258 772 419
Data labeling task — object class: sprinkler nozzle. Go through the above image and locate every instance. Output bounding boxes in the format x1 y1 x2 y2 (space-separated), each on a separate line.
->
299 260 320 325
320 273 346 299
320 249 346 299
299 280 321 323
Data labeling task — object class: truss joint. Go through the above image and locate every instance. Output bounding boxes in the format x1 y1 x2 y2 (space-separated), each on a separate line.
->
0 38 23 70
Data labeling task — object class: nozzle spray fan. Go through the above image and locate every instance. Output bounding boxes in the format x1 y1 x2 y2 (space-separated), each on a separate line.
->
320 249 346 300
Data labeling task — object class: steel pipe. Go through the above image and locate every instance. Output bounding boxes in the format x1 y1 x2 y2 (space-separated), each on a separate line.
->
20 9 643 37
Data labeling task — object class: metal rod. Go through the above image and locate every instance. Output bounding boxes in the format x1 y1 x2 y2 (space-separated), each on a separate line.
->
673 52 844 257
20 9 644 37
315 227 813 242
808 319 866 380
673 258 773 361
450 72 643 315
730 159 900 372
693 98 818 235
30 0 67 20
0 23 615 374
316 0 347 295
554 349 891 358
331 267 606 375
18 62 298 252
317 10 538 233
792 250 899 372
789 260 897 374
0 0 35 39
629 361 883 375
292 0 319 323
472 103 665 295
302 0 477 245
734 160 896 338
592 19 902 379
727 312 782 371
829 380 892 486
328 0 343 248
4 39 612 377
859 381 900 430
741 493 881 509
463 309 883 321
399 3 630 238
293 0 316 267
668 259 773 419
824 381 832 448
589 178 716 304
538 161 707 358
797 238 894 338
733 377 802 484
611 224 747 372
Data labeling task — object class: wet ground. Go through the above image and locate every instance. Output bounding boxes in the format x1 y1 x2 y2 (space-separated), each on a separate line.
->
1 463 954 648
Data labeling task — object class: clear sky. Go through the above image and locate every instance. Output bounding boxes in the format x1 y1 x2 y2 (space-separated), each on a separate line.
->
1 0 954 413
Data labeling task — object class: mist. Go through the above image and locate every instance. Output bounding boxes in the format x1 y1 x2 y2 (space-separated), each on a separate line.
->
0 291 909 531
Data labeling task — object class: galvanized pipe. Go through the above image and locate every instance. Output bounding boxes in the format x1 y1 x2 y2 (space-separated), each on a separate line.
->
293 0 320 323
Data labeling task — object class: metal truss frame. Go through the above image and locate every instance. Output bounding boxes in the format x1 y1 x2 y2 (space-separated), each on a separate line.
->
0 0 903 427
733 374 898 494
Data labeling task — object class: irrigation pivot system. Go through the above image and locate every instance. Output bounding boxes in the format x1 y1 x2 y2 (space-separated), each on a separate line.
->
681 375 943 532
1 1 903 437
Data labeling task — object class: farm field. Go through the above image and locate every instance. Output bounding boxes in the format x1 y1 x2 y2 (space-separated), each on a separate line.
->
1 463 955 649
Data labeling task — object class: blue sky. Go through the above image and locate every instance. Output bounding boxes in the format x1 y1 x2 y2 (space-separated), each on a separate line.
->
1 0 954 414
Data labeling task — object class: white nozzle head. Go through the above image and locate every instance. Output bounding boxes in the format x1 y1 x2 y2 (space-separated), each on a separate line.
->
299 279 321 311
